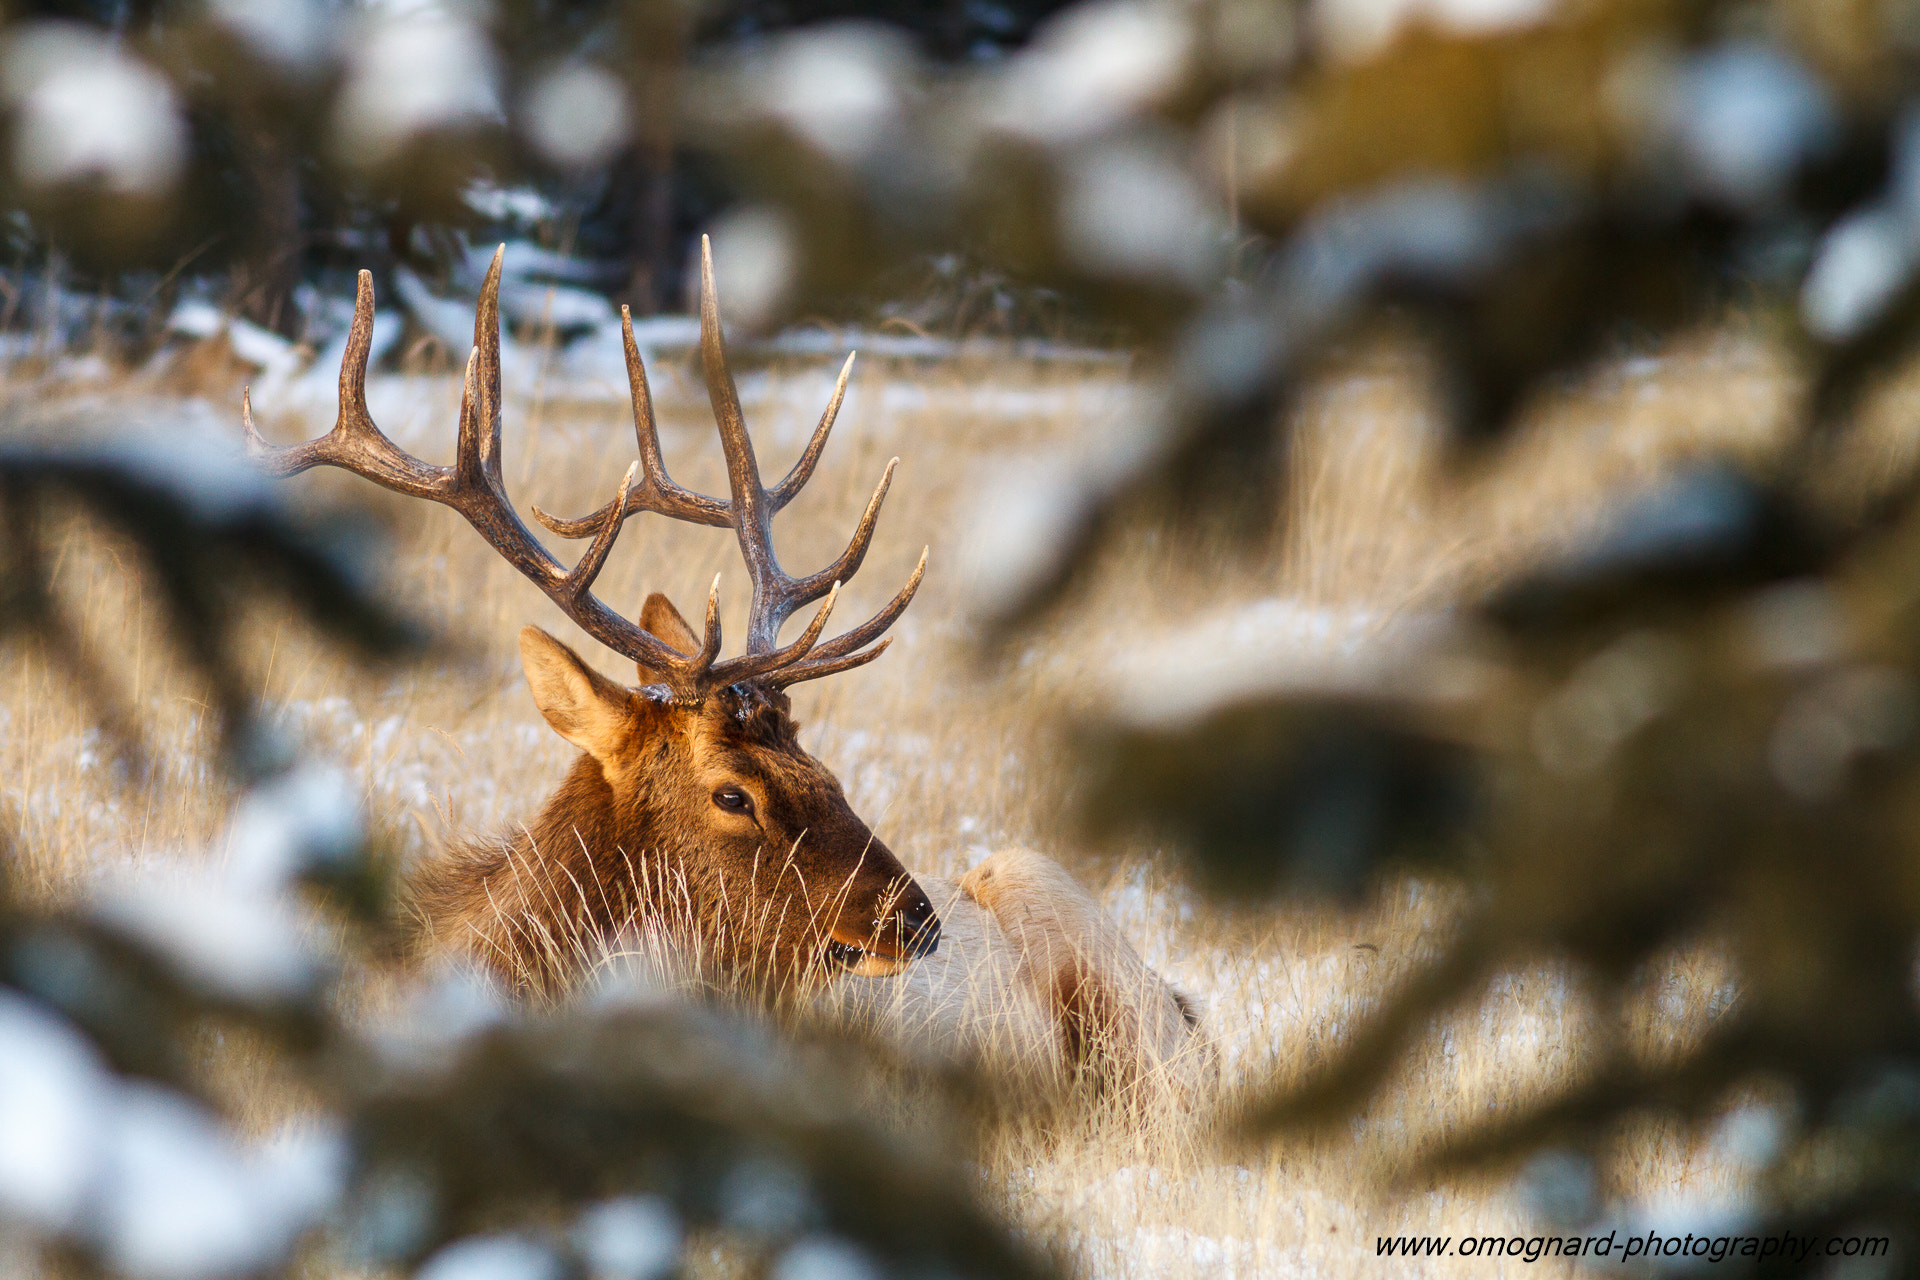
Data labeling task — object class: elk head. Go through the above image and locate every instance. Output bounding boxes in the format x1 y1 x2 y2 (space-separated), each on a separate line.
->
244 237 938 985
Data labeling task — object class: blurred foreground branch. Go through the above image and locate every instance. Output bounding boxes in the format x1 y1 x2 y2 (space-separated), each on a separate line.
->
680 0 1920 1269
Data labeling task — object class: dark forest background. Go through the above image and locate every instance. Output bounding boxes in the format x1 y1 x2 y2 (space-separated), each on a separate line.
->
0 0 1096 347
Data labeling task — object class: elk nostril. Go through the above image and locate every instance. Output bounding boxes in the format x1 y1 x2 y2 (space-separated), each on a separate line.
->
897 898 940 958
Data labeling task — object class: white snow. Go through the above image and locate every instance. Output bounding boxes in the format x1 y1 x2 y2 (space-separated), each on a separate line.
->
573 1196 683 1280
0 990 110 1230
772 1237 886 1280
985 0 1192 145
2 23 186 194
332 8 501 166
91 873 324 1003
1096 596 1443 727
524 65 630 169
224 762 364 892
416 1235 564 1280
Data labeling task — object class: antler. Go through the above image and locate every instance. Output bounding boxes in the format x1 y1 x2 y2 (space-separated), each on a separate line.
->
243 241 923 700
534 234 926 690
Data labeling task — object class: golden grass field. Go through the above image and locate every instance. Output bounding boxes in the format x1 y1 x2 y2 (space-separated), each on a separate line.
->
0 315 1852 1277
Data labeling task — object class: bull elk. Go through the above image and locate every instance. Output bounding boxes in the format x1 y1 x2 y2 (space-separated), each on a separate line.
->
244 239 1201 1091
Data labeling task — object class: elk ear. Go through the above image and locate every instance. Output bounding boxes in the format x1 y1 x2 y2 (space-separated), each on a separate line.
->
519 626 632 761
637 592 700 672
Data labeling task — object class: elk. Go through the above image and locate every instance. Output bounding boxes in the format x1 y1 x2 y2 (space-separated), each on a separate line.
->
244 239 1201 1091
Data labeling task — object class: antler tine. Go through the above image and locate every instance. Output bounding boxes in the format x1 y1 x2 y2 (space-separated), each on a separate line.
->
563 462 638 599
794 546 928 666
244 272 451 497
532 243 904 689
442 331 716 692
694 573 724 670
767 351 855 512
695 235 925 683
532 305 733 537
789 457 897 603
716 582 841 684
618 304 727 524
456 348 487 489
241 385 262 452
474 247 506 488
767 638 894 688
699 234 789 655
626 305 667 480
532 312 848 538
335 267 378 441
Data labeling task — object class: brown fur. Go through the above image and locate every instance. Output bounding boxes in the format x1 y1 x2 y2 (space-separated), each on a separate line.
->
411 600 1206 1096
816 875 1068 1085
958 849 1210 1096
410 602 933 1000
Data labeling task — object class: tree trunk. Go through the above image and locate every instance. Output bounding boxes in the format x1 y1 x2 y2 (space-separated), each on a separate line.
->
230 122 304 338
624 0 688 314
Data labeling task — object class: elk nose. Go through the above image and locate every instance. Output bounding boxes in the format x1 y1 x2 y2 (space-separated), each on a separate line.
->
897 892 941 959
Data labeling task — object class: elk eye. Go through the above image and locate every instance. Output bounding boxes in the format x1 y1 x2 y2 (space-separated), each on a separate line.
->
713 787 753 814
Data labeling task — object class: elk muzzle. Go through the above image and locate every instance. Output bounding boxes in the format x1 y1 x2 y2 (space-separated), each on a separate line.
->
826 880 942 977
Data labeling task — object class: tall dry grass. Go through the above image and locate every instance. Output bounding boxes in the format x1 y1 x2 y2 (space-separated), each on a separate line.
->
0 319 1833 1276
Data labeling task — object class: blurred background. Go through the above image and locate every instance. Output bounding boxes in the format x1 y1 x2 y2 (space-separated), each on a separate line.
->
9 0 1920 1275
